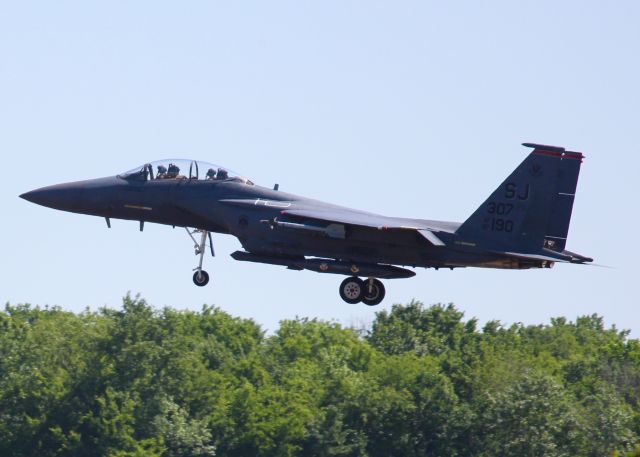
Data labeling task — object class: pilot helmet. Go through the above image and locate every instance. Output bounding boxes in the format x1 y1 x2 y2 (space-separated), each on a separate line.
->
217 168 228 179
157 165 167 174
206 168 216 178
168 163 179 173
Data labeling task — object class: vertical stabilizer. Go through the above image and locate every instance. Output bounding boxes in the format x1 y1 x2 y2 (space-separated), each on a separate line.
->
455 143 584 253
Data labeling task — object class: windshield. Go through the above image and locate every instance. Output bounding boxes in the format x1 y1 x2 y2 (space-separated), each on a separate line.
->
118 159 253 185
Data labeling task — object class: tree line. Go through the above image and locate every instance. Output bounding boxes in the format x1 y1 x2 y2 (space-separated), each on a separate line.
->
1 295 639 457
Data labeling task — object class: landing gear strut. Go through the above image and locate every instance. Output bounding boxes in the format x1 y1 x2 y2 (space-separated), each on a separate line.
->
185 228 214 287
339 276 385 305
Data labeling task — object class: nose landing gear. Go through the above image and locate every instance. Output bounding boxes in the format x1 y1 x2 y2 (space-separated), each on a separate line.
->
193 270 210 286
185 228 214 287
339 277 386 305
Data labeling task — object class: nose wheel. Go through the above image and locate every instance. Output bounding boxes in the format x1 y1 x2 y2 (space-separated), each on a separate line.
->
339 277 385 305
185 228 214 287
193 270 210 286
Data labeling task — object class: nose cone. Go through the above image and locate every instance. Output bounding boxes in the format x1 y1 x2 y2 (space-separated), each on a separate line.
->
21 177 122 216
19 190 41 204
20 182 88 211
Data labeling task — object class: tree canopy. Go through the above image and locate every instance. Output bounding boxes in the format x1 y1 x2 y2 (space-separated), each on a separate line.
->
1 296 639 457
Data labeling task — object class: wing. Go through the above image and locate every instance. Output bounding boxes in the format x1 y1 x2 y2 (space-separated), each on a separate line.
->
282 208 403 230
218 199 450 246
281 208 447 246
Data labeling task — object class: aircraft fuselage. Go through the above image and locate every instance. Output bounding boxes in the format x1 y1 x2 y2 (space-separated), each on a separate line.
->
20 145 593 305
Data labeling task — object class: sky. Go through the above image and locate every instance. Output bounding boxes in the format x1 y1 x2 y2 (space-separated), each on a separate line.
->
1 1 638 336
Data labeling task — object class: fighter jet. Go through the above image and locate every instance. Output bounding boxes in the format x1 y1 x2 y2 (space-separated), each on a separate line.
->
20 143 592 305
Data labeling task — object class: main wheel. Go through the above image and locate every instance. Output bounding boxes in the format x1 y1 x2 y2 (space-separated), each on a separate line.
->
192 270 210 286
339 277 364 304
362 279 385 306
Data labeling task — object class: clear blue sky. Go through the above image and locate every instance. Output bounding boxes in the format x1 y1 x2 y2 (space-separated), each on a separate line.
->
1 1 638 335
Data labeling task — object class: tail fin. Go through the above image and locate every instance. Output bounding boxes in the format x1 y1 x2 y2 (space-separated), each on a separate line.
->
455 143 584 253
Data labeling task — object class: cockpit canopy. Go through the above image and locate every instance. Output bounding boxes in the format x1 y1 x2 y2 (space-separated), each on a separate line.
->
119 159 253 185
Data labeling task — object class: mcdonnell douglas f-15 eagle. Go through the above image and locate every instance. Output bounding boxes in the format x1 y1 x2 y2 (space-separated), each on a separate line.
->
20 143 592 305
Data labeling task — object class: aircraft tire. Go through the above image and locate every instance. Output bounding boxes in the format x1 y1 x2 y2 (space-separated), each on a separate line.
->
339 277 364 304
192 270 210 287
362 279 385 306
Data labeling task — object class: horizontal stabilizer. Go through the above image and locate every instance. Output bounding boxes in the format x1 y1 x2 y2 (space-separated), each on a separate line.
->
503 251 571 263
503 250 593 264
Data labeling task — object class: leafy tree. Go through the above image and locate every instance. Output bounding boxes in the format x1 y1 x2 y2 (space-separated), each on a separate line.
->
474 372 580 457
1 297 639 456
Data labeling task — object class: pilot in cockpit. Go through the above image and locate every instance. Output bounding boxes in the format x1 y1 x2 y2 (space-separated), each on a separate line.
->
216 168 228 180
206 168 216 180
156 165 167 179
167 163 180 179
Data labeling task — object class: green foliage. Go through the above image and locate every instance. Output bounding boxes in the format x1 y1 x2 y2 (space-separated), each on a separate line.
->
476 372 581 456
0 297 639 456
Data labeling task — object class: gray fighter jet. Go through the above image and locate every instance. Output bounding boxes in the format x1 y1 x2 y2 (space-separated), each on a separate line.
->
20 143 592 305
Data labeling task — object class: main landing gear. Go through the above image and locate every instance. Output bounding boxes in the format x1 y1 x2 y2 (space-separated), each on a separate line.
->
185 228 214 287
339 277 386 306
